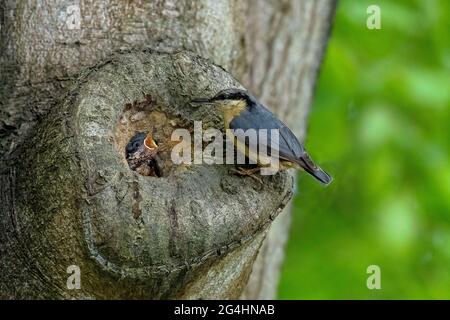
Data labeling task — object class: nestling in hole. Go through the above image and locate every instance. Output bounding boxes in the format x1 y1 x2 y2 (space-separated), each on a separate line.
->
125 132 163 177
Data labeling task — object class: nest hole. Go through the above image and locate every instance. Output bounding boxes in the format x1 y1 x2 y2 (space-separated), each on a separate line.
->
114 95 190 177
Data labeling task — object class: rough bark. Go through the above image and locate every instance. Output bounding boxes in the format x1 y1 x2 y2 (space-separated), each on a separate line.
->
0 0 336 299
240 0 337 299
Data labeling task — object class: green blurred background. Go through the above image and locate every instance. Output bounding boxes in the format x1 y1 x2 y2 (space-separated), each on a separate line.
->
279 0 450 299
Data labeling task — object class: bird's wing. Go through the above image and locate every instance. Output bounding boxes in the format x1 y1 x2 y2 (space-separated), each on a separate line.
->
228 105 305 163
229 103 333 185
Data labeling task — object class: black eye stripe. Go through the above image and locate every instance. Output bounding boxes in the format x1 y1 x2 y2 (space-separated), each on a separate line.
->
212 89 250 102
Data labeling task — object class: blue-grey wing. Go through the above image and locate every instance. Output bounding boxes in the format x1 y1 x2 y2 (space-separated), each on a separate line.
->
229 104 305 163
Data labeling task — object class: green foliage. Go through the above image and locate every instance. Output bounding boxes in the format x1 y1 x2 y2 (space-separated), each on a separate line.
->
279 0 450 299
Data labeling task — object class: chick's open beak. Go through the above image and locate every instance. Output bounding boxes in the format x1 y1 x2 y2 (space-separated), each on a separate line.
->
126 132 158 161
144 135 158 150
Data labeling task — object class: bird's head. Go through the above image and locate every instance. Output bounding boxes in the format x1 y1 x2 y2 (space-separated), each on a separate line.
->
191 88 254 109
126 132 158 160
191 89 258 129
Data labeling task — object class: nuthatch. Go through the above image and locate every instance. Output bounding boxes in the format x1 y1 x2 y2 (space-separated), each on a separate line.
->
126 132 162 176
192 88 332 185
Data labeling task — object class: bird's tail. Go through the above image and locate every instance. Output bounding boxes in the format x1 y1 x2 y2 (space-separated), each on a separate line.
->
298 152 333 186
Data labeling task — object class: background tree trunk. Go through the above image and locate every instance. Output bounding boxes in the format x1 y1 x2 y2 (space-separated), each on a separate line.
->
0 0 336 299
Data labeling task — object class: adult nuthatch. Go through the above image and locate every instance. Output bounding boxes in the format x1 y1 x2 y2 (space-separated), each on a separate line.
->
192 88 332 185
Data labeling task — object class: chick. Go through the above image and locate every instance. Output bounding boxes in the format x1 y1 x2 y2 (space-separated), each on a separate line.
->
126 132 162 177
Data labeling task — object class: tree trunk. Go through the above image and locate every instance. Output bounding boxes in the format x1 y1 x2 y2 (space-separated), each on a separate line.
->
0 0 336 299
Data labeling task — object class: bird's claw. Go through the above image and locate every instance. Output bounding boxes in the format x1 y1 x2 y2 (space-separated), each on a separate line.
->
230 167 263 184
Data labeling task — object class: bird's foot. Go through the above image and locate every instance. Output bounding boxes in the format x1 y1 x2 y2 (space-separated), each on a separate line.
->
230 167 262 184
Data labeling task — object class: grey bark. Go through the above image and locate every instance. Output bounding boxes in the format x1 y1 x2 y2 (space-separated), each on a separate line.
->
0 0 336 299
240 0 337 299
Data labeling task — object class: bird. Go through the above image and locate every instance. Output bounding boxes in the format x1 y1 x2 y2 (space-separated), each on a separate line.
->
192 88 332 185
125 132 162 176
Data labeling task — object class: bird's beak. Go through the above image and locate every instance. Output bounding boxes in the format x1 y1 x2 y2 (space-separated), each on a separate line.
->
191 97 213 105
144 135 158 150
